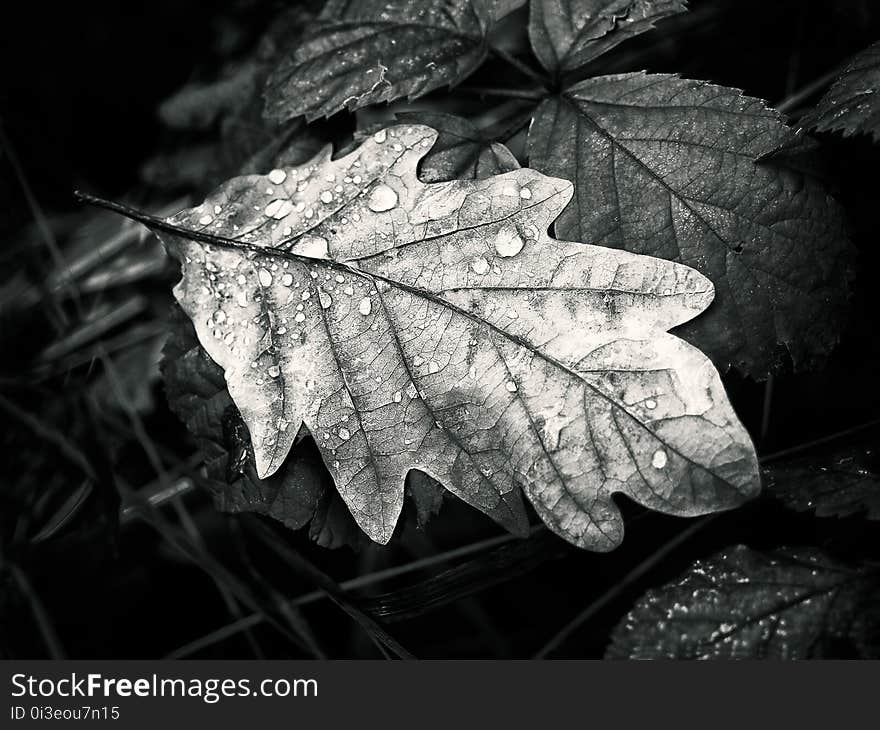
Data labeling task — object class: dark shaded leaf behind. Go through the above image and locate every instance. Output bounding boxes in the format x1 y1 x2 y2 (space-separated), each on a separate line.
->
606 545 880 659
529 73 854 377
803 39 880 143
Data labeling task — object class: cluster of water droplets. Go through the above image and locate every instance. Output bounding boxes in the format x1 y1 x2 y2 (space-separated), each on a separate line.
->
183 126 440 264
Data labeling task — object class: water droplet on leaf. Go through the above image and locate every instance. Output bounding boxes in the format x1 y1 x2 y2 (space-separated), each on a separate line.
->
493 226 524 257
367 184 398 212
265 199 293 219
471 256 490 275
296 235 329 259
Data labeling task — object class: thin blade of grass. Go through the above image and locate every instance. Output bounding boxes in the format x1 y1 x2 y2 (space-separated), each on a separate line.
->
533 516 715 659
243 515 415 659
361 528 566 622
164 529 527 658
8 564 66 659
126 498 310 656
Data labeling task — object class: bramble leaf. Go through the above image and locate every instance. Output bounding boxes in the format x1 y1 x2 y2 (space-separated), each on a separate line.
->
802 40 880 143
607 545 880 659
528 0 688 75
103 123 759 551
395 112 520 182
264 0 494 122
529 72 854 377
765 437 880 520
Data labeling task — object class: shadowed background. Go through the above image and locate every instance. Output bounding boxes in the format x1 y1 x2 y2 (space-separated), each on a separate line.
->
1 0 879 659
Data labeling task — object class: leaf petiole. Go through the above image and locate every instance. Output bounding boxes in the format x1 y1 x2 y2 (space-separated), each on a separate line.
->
488 45 549 87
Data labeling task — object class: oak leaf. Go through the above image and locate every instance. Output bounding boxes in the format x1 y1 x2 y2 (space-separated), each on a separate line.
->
84 123 760 551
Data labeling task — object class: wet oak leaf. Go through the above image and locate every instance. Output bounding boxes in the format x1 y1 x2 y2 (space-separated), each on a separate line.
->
110 123 759 551
802 40 880 143
264 0 494 122
528 0 688 75
529 72 854 377
607 545 880 659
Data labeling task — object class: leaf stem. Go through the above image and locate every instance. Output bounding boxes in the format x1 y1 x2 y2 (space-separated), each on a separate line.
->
244 516 415 659
489 45 548 87
760 373 775 443
776 62 846 116
74 191 366 279
484 106 536 143
759 418 880 464
8 563 67 659
533 516 715 659
458 86 547 101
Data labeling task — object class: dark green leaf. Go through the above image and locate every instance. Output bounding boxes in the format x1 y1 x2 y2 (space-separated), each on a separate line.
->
529 72 854 377
405 470 447 527
528 0 688 75
264 0 494 122
765 438 880 520
802 40 880 143
607 545 880 659
309 486 370 550
396 111 520 182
